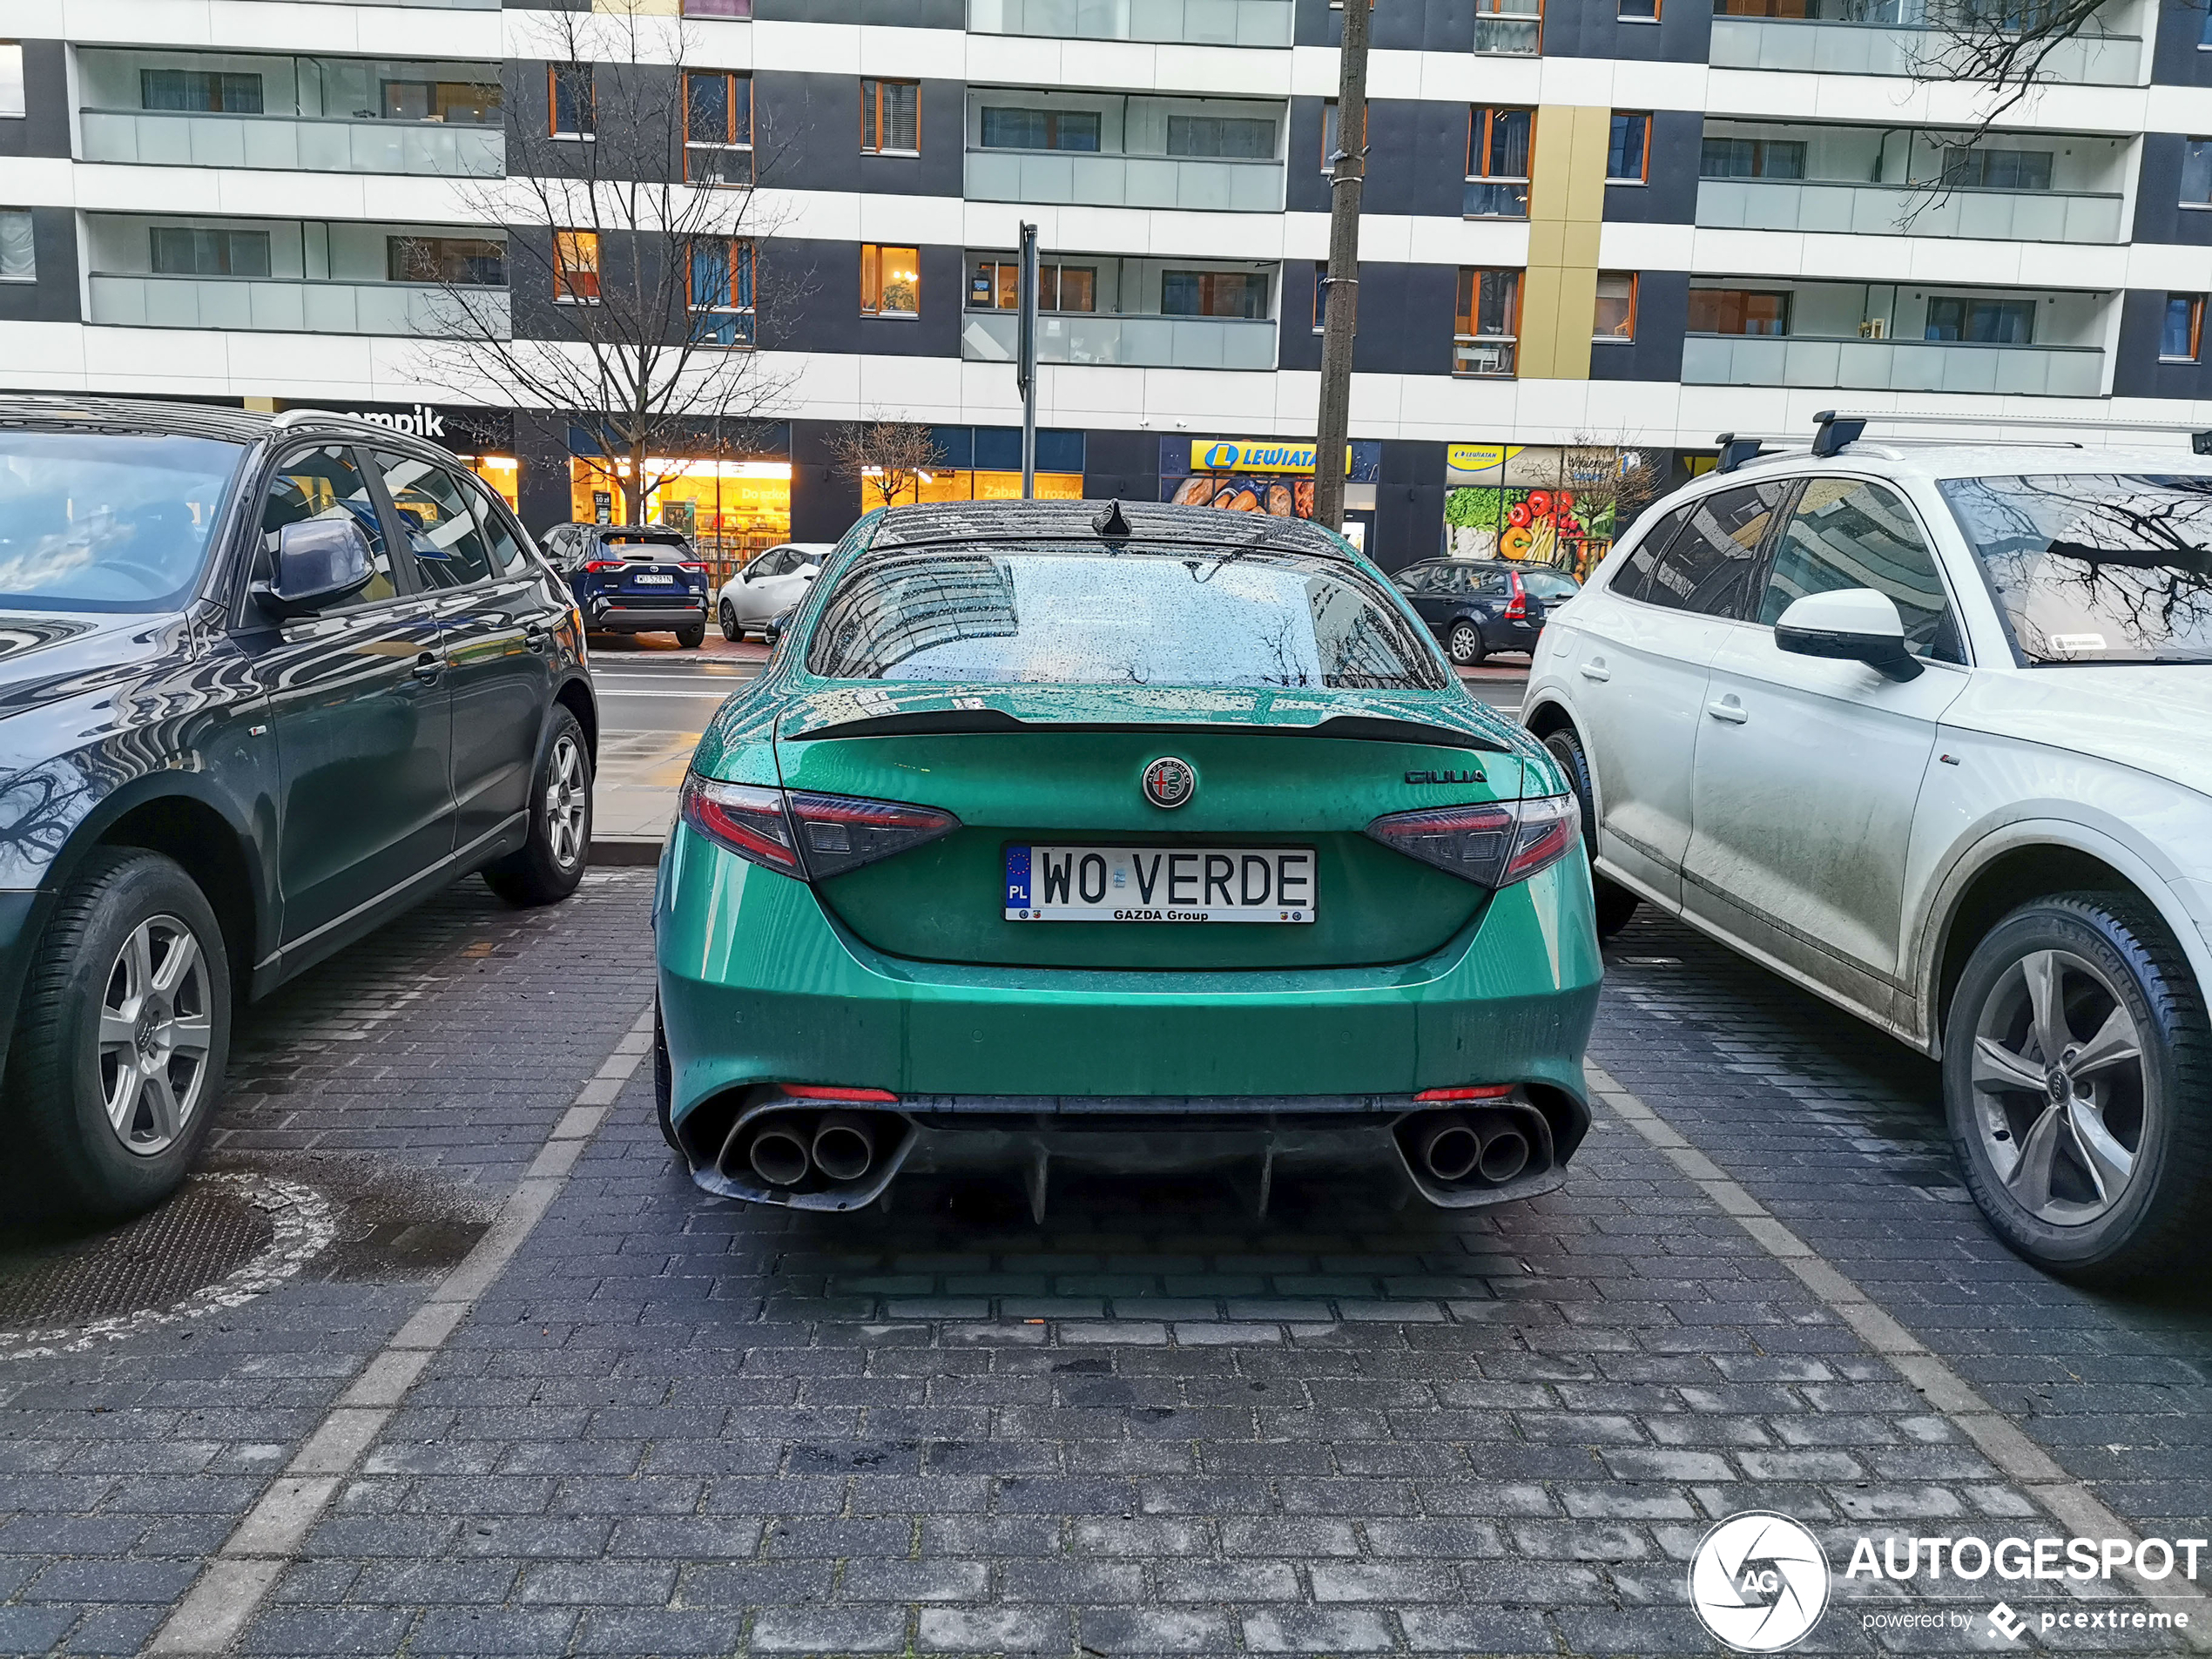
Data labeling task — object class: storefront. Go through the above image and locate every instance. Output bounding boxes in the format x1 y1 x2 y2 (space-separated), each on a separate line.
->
566 424 793 582
1159 437 1383 552
273 400 518 510
852 427 1087 509
1442 442 1671 578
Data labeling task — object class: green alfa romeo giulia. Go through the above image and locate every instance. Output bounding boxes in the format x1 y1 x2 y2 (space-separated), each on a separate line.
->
652 501 1602 1217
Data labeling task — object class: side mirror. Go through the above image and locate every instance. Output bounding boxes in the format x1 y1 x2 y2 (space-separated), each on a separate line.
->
253 516 377 620
1774 587 1923 682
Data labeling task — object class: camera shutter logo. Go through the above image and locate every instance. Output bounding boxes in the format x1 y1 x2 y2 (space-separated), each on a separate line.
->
1143 757 1196 810
1688 1512 1831 1653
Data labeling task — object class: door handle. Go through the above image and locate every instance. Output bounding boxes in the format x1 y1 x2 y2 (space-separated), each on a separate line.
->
1706 698 1748 724
1579 660 1611 682
411 651 444 685
523 622 550 654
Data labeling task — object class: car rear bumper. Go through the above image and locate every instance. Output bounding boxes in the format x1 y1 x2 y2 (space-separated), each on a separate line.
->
654 822 1602 1207
587 598 707 631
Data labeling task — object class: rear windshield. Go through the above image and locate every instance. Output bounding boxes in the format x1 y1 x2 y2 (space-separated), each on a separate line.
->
1521 571 1580 599
807 545 1447 690
1939 474 2212 665
0 430 239 612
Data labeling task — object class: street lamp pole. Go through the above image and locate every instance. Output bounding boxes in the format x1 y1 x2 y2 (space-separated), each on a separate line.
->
1312 0 1371 536
1018 220 1039 500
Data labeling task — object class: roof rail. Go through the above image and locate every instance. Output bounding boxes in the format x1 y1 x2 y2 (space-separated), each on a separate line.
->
1811 408 2212 458
1712 433 1800 475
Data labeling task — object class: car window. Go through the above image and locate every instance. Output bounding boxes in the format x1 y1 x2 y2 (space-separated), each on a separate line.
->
1397 564 1439 592
1473 570 1511 597
1763 478 1960 662
1523 572 1580 600
809 544 1449 691
259 445 397 609
371 452 496 590
1608 503 1691 604
1642 482 1791 619
0 430 239 614
752 548 791 578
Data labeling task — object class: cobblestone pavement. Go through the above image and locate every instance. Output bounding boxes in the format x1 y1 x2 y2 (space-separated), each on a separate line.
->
0 874 2206 1656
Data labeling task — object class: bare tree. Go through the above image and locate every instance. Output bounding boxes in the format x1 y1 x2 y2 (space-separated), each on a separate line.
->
825 416 948 512
410 5 797 527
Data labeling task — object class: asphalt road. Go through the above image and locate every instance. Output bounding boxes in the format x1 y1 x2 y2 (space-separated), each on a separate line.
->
586 631 1533 738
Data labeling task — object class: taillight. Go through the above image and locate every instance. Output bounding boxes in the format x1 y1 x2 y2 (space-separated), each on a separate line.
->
678 561 707 571
1363 793 1579 888
678 776 961 880
583 559 624 572
780 1084 899 1103
1416 1084 1514 1102
1502 571 1527 621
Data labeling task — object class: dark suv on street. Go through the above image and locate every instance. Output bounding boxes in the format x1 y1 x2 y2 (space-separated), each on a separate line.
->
1395 558 1581 664
541 523 711 647
0 398 597 1219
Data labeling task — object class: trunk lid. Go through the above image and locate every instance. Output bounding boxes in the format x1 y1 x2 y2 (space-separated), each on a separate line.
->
769 686 1532 970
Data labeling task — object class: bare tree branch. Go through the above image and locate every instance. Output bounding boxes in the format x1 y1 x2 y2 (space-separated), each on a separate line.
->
824 415 948 513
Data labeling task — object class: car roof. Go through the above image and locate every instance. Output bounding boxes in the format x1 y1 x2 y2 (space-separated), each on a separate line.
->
1710 441 2212 488
862 500 1361 561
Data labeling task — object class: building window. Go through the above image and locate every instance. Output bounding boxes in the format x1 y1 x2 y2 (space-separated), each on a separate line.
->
1454 267 1521 376
1700 136 1805 179
0 210 31 281
1608 113 1650 182
862 244 921 315
861 79 919 153
1620 0 1658 19
554 230 600 302
151 226 270 277
2183 139 2212 206
1163 270 1269 318
1925 295 2034 343
0 44 22 119
1474 0 1541 56
550 64 595 138
1595 273 1636 341
2162 294 2204 361
967 257 1096 312
1466 107 1533 217
1167 115 1278 158
979 107 1100 152
690 238 755 347
1689 287 1790 335
381 79 500 125
142 68 263 113
1321 100 1366 172
1940 147 2052 191
388 236 505 287
685 71 753 185
682 0 752 14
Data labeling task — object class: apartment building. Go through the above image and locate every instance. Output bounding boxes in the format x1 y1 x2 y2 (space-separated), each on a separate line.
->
3 0 2209 564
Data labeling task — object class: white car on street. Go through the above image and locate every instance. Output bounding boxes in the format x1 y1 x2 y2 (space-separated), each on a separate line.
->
1524 415 2212 1282
717 542 832 641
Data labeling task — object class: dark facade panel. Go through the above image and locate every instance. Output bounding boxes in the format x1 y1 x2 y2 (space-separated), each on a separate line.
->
758 72 963 199
791 418 862 542
1589 269 1688 381
2133 134 2212 246
1300 0 1478 51
2151 0 2212 87
1374 440 1449 567
503 59 687 184
757 0 963 23
1280 260 1459 376
0 43 70 158
1540 0 1712 61
0 209 81 323
1287 97 1471 221
1084 426 1160 509
1605 109 1700 224
2112 287 2212 399
762 239 963 358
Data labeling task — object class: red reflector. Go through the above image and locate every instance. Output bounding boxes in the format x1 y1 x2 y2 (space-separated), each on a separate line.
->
1415 1085 1514 1102
780 1085 898 1103
583 559 624 572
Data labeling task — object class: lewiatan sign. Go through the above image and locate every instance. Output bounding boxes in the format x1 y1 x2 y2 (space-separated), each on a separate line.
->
1189 439 1354 475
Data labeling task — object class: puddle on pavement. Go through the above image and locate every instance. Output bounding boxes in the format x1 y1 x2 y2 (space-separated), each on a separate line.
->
210 1151 496 1283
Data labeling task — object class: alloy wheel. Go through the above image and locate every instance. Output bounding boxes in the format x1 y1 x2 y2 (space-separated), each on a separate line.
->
1448 624 1482 664
545 733 588 868
1968 947 2149 1226
97 915 213 1157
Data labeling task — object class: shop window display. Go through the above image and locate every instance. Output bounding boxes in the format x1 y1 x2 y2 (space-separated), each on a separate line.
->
569 455 792 583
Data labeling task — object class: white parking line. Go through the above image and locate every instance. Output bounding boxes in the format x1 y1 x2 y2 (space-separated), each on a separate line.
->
146 1005 660 1656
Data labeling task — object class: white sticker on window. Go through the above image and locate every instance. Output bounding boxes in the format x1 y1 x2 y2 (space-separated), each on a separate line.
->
2047 632 2107 652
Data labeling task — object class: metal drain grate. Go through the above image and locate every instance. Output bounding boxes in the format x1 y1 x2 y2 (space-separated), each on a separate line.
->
0 1179 276 1327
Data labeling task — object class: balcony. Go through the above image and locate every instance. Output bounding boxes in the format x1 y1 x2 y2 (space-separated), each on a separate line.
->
965 149 1282 211
968 0 1292 45
81 110 502 177
1696 178 2123 242
1709 16 2141 81
1683 334 2101 395
962 307 1275 369
88 274 507 337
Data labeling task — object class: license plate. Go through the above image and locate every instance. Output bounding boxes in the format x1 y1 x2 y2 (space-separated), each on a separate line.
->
633 573 676 585
1005 845 1316 924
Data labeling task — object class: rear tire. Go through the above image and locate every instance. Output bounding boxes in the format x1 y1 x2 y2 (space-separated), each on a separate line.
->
676 624 706 650
718 602 742 643
484 709 591 907
1447 620 1487 666
3 849 231 1220
1943 892 2212 1284
1541 727 1640 939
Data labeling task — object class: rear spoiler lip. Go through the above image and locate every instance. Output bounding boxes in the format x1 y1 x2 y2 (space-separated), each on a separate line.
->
777 709 1511 752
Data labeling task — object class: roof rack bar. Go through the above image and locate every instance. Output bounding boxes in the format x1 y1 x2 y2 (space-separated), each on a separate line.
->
1812 408 2212 455
1713 432 1802 475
